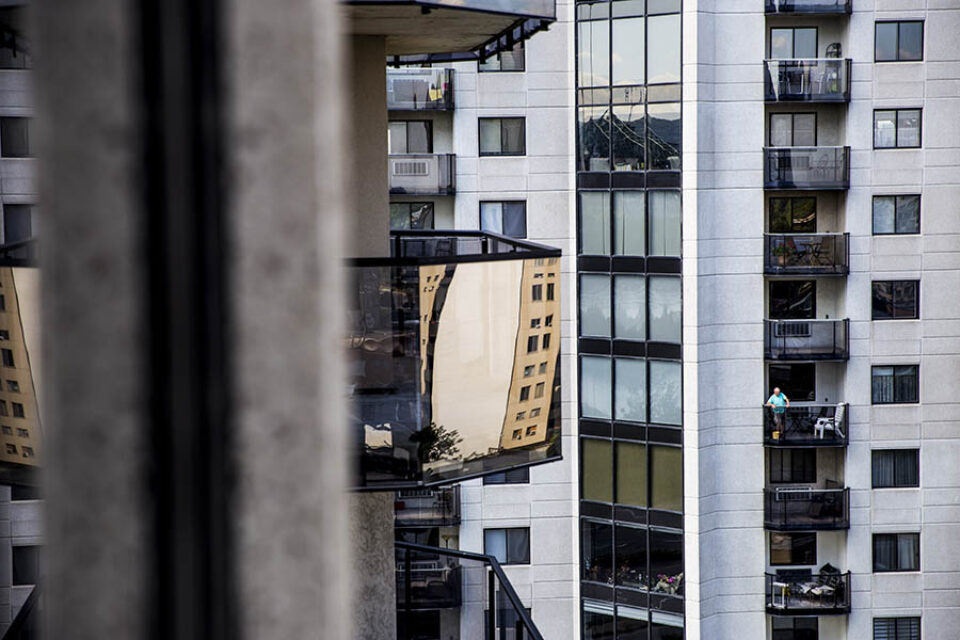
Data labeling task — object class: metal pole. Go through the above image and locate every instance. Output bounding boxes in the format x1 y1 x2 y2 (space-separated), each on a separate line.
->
488 568 496 640
404 547 412 640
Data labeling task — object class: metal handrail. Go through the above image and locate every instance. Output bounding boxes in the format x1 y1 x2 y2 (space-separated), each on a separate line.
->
351 230 562 267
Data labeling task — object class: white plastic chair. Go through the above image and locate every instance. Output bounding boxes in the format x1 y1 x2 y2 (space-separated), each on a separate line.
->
814 403 846 439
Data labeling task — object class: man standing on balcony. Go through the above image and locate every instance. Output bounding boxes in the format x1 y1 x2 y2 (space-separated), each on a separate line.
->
766 387 790 434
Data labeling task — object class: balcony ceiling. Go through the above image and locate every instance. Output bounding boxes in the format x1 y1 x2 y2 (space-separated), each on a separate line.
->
346 1 555 56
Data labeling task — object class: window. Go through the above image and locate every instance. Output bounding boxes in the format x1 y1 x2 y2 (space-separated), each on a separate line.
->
769 448 816 484
581 274 611 337
5 442 15 454
651 445 682 511
532 284 542 301
873 195 920 235
770 27 818 59
647 13 681 84
21 445 32 458
0 330 9 340
581 192 611 254
582 438 613 502
519 385 531 402
387 120 432 154
772 617 818 640
770 532 817 566
0 400 8 416
523 365 534 378
479 44 525 72
0 425 9 435
12 546 39 585
11 401 23 418
874 109 921 149
581 356 612 419
389 203 434 230
614 275 645 340
872 365 919 404
0 117 30 157
874 617 921 640
649 191 681 256
6 380 17 392
0 294 5 311
546 283 555 301
3 203 33 243
769 197 816 233
0 8 30 69
484 467 530 485
545 315 553 327
484 603 533 640
873 533 920 572
872 450 919 488
516 411 526 421
876 21 923 62
769 280 815 319
649 276 681 343
527 335 539 353
649 360 681 426
480 201 527 238
769 363 816 402
614 191 645 256
511 429 522 440
647 102 681 169
612 17 645 86
525 426 537 437
484 527 530 565
479 117 525 156
11 485 40 501
872 281 919 320
770 113 816 147
581 520 613 583
615 523 647 589
1 348 13 367
530 407 541 417
530 318 541 329
538 362 547 375
616 440 646 507
615 358 646 423
15 427 27 437
534 382 545 399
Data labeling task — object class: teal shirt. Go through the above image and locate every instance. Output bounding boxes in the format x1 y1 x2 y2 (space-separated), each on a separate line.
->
767 393 789 414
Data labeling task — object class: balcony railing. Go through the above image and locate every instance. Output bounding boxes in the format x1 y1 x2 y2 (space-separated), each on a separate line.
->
765 0 851 13
764 233 849 275
765 59 851 102
395 486 462 527
764 319 849 361
387 68 454 111
765 147 850 190
389 153 456 195
350 231 562 490
765 487 850 530
396 542 544 640
764 403 849 447
766 570 851 614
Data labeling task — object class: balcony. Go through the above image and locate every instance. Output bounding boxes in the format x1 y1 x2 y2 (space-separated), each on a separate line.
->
349 231 562 490
765 0 851 14
765 59 851 103
765 147 850 190
764 319 849 361
764 403 849 447
766 570 851 614
395 486 462 527
387 68 454 111
389 153 456 195
764 233 849 276
765 487 850 530
396 547 463 610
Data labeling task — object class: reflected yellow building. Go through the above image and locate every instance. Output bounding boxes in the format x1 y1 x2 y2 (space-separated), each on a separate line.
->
0 267 41 470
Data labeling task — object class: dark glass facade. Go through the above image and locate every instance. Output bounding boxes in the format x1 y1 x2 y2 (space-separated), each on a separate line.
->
576 1 683 636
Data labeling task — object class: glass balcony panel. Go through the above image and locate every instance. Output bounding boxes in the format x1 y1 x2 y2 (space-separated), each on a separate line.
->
766 571 851 613
764 403 849 446
387 68 454 111
764 233 849 275
394 486 462 527
764 147 850 190
765 0 852 14
389 153 456 195
764 487 850 530
350 231 562 489
765 59 851 102
764 319 849 361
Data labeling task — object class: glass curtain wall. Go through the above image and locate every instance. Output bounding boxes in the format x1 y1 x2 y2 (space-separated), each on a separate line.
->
576 1 683 637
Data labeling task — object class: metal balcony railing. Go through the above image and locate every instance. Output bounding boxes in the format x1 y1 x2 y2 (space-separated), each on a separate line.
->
765 59 851 102
766 570 851 614
395 486 462 527
764 403 849 447
388 153 456 195
350 231 562 490
387 68 454 111
764 487 850 530
396 542 544 640
764 233 849 275
764 319 849 361
764 147 850 190
765 0 851 13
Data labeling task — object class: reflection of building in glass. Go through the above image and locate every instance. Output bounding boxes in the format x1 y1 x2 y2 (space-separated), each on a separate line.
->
0 267 40 471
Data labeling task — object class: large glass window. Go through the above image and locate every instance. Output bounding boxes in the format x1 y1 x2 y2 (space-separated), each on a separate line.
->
872 449 919 488
769 197 816 233
872 365 919 404
479 117 526 156
615 524 648 589
651 445 682 511
612 104 645 171
578 19 610 88
612 17 645 86
613 191 645 255
389 202 434 230
582 356 613 418
617 606 650 640
582 519 614 583
649 360 681 425
650 613 684 640
648 276 681 343
647 14 680 84
484 527 530 565
874 109 921 149
872 280 919 320
479 44 525 72
873 195 920 235
769 363 816 402
875 21 923 62
12 545 39 585
2 203 33 243
614 275 646 340
388 120 432 154
581 191 612 254
649 529 683 595
770 113 816 147
769 448 816 484
480 201 527 238
615 358 647 423
579 107 611 172
772 617 818 640
874 617 921 640
873 533 920 572
0 8 29 70
583 438 613 502
581 274 612 337
583 608 616 640
616 440 647 508
769 280 815 319
770 532 817 566
0 117 30 158
648 191 681 256
647 103 681 170
770 27 817 59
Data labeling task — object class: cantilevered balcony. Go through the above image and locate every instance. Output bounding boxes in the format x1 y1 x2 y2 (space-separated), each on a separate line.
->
765 0 851 14
394 486 462 527
764 233 849 276
387 68 454 111
765 59 851 102
764 403 849 447
766 570 851 614
764 319 849 361
389 153 456 195
350 231 562 490
765 487 850 530
765 147 850 190
396 548 463 610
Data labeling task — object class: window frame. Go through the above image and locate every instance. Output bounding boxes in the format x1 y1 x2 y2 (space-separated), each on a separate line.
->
769 112 817 147
872 532 920 573
483 467 530 485
873 108 922 149
479 200 527 239
483 527 531 565
769 26 819 59
872 449 920 489
478 117 527 157
389 201 435 231
872 195 920 235
875 20 924 63
873 616 921 640
871 280 920 320
769 531 818 566
871 364 919 405
478 44 525 72
0 117 30 158
387 119 433 154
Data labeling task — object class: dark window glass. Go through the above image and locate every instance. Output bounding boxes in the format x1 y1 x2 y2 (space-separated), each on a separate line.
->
872 365 919 404
769 197 816 233
872 281 919 320
769 363 816 402
547 283 555 301
479 117 526 156
582 519 613 583
873 195 920 235
769 280 815 319
612 104 645 171
12 545 39 585
876 21 923 62
1 348 12 367
772 617 818 640
770 532 817 566
532 284 542 301
874 617 921 640
484 602 533 640
582 438 613 502
579 107 611 172
519 386 530 402
398 609 439 640
649 529 683 596
527 335 538 353
480 201 527 238
615 440 646 507
583 609 616 640
483 527 530 565
769 448 816 484
650 619 684 640
618 610 650 640
651 445 682 511
0 117 29 157
0 8 29 69
873 533 920 572
615 523 647 589
11 402 22 418
770 27 817 59
3 203 32 243
387 120 432 154
872 450 919 488
479 44 525 72
647 103 681 169
11 485 40 501
770 113 816 147
389 202 434 230
0 294 4 311
874 109 921 149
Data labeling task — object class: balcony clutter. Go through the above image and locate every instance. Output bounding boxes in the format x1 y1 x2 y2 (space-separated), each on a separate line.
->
767 565 851 612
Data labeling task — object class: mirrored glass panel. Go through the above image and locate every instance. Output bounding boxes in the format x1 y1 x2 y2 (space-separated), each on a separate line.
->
647 14 680 84
582 356 612 419
612 17 645 86
579 19 611 88
581 274 612 337
649 276 681 343
613 191 646 256
581 191 612 254
649 360 681 425
614 275 646 340
615 357 647 423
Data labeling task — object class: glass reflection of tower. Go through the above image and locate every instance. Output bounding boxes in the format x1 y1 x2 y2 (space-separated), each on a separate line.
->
0 267 40 473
